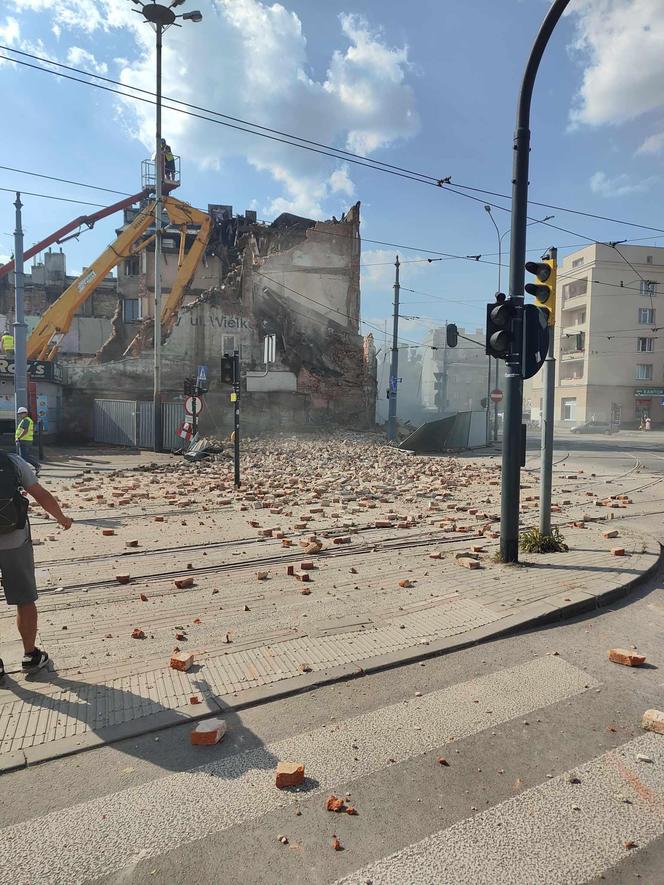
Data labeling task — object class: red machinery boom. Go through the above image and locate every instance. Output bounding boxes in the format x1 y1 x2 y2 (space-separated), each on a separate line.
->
0 187 154 280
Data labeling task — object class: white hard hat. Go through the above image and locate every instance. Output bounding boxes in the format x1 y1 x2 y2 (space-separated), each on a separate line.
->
17 407 28 414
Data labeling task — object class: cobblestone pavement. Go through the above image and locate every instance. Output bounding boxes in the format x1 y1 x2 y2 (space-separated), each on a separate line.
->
0 435 659 767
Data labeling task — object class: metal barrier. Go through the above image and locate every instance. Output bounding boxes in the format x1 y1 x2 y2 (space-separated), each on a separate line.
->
93 399 183 449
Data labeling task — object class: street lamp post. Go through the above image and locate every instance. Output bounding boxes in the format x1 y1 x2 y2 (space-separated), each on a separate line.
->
134 0 202 452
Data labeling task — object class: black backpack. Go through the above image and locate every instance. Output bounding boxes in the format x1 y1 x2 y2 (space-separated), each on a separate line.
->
0 453 29 534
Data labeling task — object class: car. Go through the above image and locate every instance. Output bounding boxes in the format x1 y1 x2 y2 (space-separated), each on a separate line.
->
569 420 618 434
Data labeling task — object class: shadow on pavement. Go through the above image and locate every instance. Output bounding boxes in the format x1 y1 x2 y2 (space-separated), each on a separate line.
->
2 671 279 776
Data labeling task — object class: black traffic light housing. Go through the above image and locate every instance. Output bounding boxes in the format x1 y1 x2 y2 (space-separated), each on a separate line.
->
485 293 513 359
220 353 234 385
446 323 458 348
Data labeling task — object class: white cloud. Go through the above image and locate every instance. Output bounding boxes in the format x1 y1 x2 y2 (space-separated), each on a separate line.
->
569 0 664 132
0 16 20 46
66 45 107 74
328 164 355 198
637 131 664 155
3 0 419 218
589 170 657 198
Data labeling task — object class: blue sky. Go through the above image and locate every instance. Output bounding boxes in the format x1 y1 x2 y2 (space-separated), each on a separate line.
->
1 0 663 345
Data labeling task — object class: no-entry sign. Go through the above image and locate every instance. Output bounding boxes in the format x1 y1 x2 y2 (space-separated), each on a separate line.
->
490 389 503 404
185 395 204 416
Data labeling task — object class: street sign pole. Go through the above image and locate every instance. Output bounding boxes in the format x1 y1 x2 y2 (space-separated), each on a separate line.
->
233 349 240 489
191 391 197 438
500 0 571 563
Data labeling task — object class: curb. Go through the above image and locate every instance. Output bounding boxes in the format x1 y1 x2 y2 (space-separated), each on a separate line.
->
3 532 661 773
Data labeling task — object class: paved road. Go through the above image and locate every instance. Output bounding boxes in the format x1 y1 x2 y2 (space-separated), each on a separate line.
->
1 433 663 884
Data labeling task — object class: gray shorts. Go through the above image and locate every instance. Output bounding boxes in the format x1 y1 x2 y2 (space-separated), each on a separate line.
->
0 539 38 606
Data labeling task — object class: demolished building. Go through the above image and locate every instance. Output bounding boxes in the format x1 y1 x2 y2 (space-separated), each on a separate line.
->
58 199 376 441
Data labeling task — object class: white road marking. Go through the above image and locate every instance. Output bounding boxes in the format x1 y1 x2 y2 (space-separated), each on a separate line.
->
0 656 596 885
336 733 664 885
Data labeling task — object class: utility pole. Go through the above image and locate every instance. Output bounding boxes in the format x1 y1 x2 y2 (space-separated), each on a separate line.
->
539 247 557 536
137 1 203 453
152 19 164 453
13 193 28 425
387 255 400 443
500 0 570 563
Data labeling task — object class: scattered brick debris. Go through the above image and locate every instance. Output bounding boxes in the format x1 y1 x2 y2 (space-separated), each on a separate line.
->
275 762 305 788
140 593 148 602
642 709 664 735
608 648 646 667
326 795 345 812
116 574 131 584
437 757 449 766
174 577 194 589
170 652 194 671
131 628 145 640
332 835 343 851
191 718 226 746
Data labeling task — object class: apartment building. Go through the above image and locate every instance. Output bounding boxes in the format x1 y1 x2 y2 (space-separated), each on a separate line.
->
525 243 664 427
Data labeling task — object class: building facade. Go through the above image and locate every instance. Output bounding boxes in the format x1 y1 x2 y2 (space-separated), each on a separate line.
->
420 325 495 416
525 243 664 428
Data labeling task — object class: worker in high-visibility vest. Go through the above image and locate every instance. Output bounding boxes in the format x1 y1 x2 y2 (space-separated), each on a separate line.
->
15 407 39 472
1 331 14 355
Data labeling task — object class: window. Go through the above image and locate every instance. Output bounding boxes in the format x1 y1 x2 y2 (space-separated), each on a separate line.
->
572 257 584 268
646 255 653 265
639 307 655 324
222 335 236 356
638 337 654 352
561 398 577 421
123 298 141 322
162 237 176 250
636 364 653 380
124 256 140 276
640 280 657 297
562 278 588 300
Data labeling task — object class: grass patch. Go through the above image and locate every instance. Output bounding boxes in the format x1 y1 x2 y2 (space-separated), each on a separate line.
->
519 527 568 554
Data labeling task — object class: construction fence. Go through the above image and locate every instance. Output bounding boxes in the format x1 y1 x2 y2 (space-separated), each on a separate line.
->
93 399 185 449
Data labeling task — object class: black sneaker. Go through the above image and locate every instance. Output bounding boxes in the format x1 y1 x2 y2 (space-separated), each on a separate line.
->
0 658 4 685
22 648 49 674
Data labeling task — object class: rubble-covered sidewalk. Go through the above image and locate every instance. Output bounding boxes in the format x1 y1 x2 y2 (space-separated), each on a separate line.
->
0 434 659 770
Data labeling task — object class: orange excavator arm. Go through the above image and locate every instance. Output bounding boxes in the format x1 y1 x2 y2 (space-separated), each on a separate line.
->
159 197 213 337
27 201 156 361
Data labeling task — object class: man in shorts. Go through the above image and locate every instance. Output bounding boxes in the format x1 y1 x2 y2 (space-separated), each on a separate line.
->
0 452 72 682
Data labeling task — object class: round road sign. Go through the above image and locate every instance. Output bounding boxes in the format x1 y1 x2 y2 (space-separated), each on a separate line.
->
490 389 503 404
184 395 204 416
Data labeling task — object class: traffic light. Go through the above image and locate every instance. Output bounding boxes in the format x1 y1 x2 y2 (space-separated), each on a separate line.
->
522 304 551 379
220 353 234 385
525 253 557 325
446 323 458 348
485 294 513 359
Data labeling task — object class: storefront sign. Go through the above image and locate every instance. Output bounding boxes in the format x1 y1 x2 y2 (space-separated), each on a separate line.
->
634 388 664 397
0 358 64 384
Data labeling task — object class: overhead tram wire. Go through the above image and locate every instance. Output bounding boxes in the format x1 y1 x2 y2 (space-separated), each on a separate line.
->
0 165 132 197
0 186 104 208
4 43 664 238
5 159 663 262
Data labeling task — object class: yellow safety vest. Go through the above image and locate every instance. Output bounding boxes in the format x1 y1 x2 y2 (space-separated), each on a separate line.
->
15 416 34 443
1 334 14 352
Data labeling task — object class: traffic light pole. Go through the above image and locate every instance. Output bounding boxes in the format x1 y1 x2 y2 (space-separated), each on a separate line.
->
500 0 570 563
233 349 240 489
539 312 556 536
387 255 400 443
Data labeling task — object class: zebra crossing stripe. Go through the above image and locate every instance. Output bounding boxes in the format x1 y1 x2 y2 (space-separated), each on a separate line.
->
0 656 597 885
336 733 664 885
